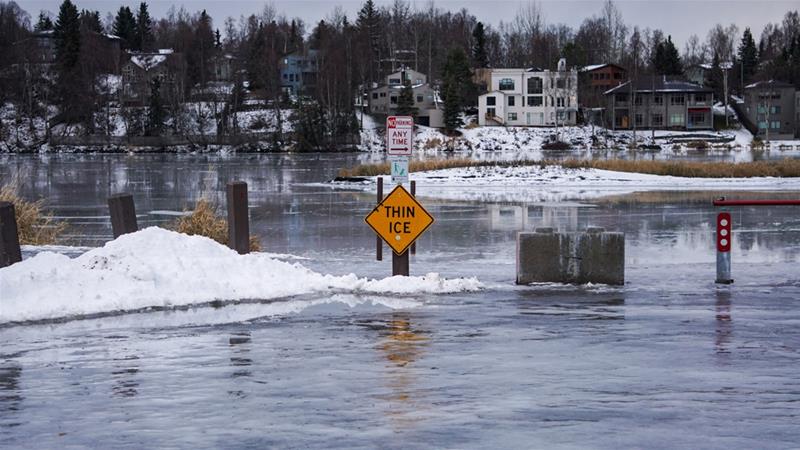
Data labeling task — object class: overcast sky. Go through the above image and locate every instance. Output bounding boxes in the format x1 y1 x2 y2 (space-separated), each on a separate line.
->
16 0 797 48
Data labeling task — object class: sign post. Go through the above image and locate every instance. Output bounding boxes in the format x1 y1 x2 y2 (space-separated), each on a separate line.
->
365 185 434 276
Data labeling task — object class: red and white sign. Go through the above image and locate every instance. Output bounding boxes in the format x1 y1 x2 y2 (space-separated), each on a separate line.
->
717 212 731 252
386 116 414 156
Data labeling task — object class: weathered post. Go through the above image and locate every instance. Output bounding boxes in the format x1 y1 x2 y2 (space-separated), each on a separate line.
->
410 180 416 255
108 193 138 238
393 250 409 276
716 211 733 284
376 177 383 261
227 181 250 254
0 202 22 268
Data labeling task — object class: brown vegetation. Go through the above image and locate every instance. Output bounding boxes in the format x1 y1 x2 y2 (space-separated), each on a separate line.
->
339 158 800 179
171 199 261 252
0 182 67 245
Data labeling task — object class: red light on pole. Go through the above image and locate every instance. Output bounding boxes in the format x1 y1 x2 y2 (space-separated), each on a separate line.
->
717 212 731 253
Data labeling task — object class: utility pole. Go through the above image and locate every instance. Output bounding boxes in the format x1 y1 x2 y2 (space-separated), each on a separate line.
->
723 62 730 128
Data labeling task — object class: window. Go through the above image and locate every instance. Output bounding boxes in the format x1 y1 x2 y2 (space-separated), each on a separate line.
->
771 121 781 129
689 112 706 125
380 92 386 98
556 97 565 107
527 77 543 94
372 93 378 99
508 96 515 107
634 95 643 106
556 79 565 89
653 95 663 105
390 96 397 104
651 113 663 126
615 93 628 103
694 93 707 103
527 96 542 107
416 95 423 103
508 112 517 121
614 72 622 79
389 78 401 85
771 106 781 114
670 113 685 126
635 114 644 126
487 107 496 117
499 78 514 90
486 96 496 106
671 95 685 105
758 121 768 129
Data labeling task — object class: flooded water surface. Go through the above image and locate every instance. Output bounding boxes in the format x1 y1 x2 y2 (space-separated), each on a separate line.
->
1 153 799 448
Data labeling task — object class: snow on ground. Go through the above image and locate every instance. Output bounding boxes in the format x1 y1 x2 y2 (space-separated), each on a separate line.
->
336 164 800 203
0 227 481 323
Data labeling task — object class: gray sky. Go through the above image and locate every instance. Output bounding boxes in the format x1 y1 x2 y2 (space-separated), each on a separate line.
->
16 0 797 48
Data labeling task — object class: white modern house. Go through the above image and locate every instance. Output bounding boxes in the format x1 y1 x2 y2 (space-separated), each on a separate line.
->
477 59 578 127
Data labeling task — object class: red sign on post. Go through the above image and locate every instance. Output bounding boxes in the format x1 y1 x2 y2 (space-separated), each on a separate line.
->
717 212 731 252
386 116 413 156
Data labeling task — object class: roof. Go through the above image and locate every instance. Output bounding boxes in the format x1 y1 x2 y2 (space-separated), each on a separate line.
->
745 79 795 90
130 54 167 71
580 63 626 73
604 77 712 95
697 61 734 70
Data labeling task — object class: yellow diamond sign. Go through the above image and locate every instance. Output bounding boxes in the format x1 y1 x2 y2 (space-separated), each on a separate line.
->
365 184 434 255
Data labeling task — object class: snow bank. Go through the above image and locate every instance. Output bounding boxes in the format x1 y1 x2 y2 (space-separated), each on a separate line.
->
0 228 481 323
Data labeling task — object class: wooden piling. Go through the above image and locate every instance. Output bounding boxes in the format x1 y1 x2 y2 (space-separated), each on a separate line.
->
0 202 22 268
227 181 250 254
108 194 138 238
376 177 383 261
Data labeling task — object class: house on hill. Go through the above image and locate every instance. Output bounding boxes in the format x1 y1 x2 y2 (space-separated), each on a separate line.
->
743 80 797 140
280 49 318 97
579 63 627 108
368 68 443 127
604 77 714 131
121 50 186 105
477 59 578 127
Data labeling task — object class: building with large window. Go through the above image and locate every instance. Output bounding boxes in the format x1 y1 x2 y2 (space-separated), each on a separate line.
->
280 49 318 97
604 77 714 131
743 80 797 140
579 63 627 108
477 60 578 127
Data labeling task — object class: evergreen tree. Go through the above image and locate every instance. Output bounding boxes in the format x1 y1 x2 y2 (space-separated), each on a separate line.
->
135 2 153 51
472 22 489 68
738 27 759 84
356 0 381 82
146 78 164 136
79 9 102 33
442 74 462 132
652 35 682 76
112 6 136 49
35 12 53 32
395 79 419 118
54 0 81 69
707 52 724 99
441 48 475 109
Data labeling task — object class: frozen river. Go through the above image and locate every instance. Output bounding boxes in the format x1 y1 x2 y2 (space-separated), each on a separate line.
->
1 153 800 448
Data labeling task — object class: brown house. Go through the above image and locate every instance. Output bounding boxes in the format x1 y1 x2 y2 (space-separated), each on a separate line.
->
121 50 186 105
579 63 627 108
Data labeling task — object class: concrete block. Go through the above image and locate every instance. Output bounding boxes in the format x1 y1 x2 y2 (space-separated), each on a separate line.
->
516 228 625 285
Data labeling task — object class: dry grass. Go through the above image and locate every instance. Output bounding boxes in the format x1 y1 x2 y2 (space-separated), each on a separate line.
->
338 158 800 179
0 181 67 245
171 198 261 252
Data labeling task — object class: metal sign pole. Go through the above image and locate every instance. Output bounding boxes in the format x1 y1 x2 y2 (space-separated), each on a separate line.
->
716 211 733 284
376 177 383 261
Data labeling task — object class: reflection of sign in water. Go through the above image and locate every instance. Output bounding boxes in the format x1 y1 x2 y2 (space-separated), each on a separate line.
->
390 157 409 185
365 185 434 255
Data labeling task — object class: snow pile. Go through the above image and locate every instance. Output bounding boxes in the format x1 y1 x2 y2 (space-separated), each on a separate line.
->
0 228 481 323
131 54 167 71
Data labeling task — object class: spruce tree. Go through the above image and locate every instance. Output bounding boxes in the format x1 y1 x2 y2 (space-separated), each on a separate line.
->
146 78 164 136
54 0 81 69
112 6 136 49
395 79 419 118
652 36 683 76
472 22 489 68
35 12 53 32
135 2 153 51
79 9 102 33
442 74 462 132
738 27 759 84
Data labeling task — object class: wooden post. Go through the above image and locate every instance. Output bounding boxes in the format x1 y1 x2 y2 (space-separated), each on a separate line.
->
0 202 22 268
410 180 416 255
227 181 250 254
376 177 383 261
108 193 138 238
392 250 409 276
